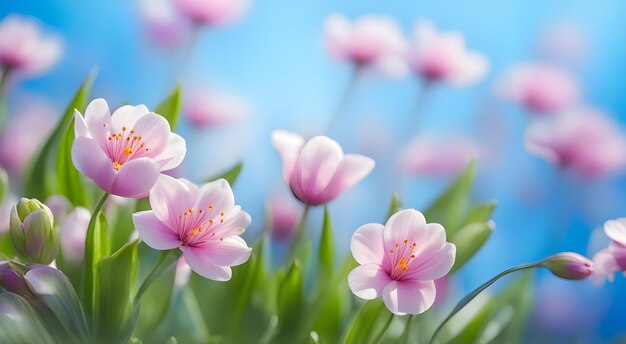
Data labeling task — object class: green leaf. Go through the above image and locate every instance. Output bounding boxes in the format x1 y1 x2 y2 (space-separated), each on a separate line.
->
110 201 137 252
82 195 110 317
94 240 139 343
274 259 304 342
319 207 334 279
0 232 14 259
339 299 387 344
206 162 243 186
155 86 182 130
386 193 403 220
424 161 476 236
55 116 89 206
23 73 95 200
0 293 56 344
450 221 494 273
135 256 176 338
462 202 497 227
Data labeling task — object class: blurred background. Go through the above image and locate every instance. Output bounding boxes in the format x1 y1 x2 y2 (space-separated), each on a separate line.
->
1 1 626 342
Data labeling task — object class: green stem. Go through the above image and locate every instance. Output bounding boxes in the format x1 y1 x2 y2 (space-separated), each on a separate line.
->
287 204 311 259
429 262 539 344
371 312 394 344
400 315 414 344
134 249 175 304
0 67 10 129
81 192 108 314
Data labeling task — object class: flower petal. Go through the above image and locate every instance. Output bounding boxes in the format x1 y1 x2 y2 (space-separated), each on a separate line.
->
593 248 619 283
405 241 456 280
605 218 626 247
83 98 112 144
133 211 181 250
383 209 428 250
71 136 116 193
348 263 390 300
112 157 160 198
193 178 235 215
111 104 149 131
180 245 232 281
155 133 186 171
271 130 305 182
382 279 436 315
131 112 171 157
218 208 251 237
199 236 251 266
150 175 195 224
351 223 385 265
73 111 90 138
320 154 375 202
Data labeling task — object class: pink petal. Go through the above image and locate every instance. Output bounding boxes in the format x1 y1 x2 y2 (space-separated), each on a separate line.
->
324 14 351 59
112 157 160 198
348 263 391 300
199 236 251 266
320 154 375 202
218 208 251 237
593 248 619 283
154 133 186 171
133 211 181 249
193 178 235 214
180 245 232 281
605 219 626 247
382 279 436 315
405 242 456 280
73 111 90 138
111 104 149 131
83 98 111 141
71 136 116 193
383 209 428 249
271 130 305 182
131 112 172 157
150 175 195 223
351 223 385 265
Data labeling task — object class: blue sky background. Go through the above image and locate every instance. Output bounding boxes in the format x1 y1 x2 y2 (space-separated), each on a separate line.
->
3 1 626 341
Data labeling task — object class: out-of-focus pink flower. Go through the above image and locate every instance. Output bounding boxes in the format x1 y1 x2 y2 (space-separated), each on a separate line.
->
59 206 90 263
172 0 250 27
407 20 488 86
45 195 71 224
266 194 301 240
593 219 626 282
184 88 249 129
0 15 62 76
72 99 186 198
175 257 192 289
138 0 191 49
525 108 626 178
348 209 455 315
497 63 580 114
0 103 56 179
538 23 588 66
324 14 408 78
399 136 478 178
133 175 251 281
271 130 375 206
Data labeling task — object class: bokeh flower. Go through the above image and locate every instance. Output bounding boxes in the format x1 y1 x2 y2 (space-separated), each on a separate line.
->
407 20 488 86
72 98 186 198
497 63 580 114
324 14 408 78
399 136 478 178
271 130 375 206
593 219 626 282
266 194 301 240
0 15 62 76
348 209 456 315
133 175 251 281
58 207 90 263
172 0 250 27
184 88 249 129
525 108 626 178
138 0 191 49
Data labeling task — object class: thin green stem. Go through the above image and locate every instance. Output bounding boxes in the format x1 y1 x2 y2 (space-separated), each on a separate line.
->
371 312 394 344
81 192 108 313
287 204 311 259
400 315 414 344
429 262 539 344
134 250 174 304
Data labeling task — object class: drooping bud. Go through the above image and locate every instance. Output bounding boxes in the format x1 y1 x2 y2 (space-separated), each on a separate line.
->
541 252 593 280
9 198 58 265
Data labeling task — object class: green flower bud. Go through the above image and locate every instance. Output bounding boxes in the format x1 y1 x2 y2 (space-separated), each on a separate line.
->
9 198 58 265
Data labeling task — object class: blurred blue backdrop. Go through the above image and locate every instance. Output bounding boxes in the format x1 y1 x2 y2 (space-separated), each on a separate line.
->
2 1 626 341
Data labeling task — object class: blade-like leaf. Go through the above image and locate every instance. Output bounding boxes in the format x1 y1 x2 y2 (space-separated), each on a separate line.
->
205 162 243 186
339 299 387 344
274 259 304 342
0 292 55 344
319 207 334 279
386 193 403 220
82 195 109 317
56 116 89 206
450 221 494 272
155 86 182 130
462 202 497 227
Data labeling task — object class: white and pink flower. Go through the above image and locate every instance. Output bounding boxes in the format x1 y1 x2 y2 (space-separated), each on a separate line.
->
593 219 626 282
399 136 478 178
184 88 249 129
172 0 250 27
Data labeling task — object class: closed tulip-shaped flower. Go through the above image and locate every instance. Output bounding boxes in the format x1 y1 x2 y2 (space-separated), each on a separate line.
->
133 175 251 281
541 252 593 280
9 198 58 265
271 130 375 206
72 99 186 198
348 209 456 315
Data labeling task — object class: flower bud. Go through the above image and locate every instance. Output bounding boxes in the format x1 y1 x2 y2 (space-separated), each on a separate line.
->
541 252 593 280
9 198 58 265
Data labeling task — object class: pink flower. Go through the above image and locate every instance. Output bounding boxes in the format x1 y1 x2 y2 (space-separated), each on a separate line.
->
525 108 626 178
541 252 593 280
407 20 488 86
72 99 186 198
0 15 62 76
172 0 250 27
133 175 251 281
497 63 580 114
184 88 249 129
324 14 408 78
59 206 90 263
271 130 375 206
0 102 56 180
138 0 191 49
399 136 478 178
348 209 456 315
45 195 71 224
267 194 301 240
592 219 626 282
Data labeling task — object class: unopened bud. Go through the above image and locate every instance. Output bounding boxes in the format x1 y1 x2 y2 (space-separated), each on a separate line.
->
9 198 58 265
541 252 593 280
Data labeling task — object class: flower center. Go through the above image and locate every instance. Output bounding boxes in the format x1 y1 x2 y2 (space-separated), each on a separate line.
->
388 239 417 280
177 205 242 246
104 126 151 171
